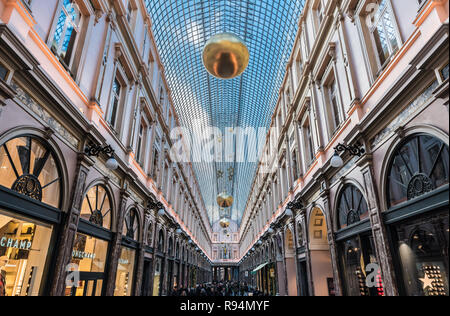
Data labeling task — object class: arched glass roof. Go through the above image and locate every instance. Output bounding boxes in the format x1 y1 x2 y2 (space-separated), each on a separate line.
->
146 0 305 226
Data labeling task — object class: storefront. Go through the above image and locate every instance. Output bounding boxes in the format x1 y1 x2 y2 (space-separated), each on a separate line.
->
384 134 449 296
66 184 113 296
0 135 63 296
335 184 385 296
114 208 139 296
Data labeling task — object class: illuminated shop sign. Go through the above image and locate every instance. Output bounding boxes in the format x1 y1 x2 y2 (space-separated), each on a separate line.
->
72 250 96 260
119 259 129 265
0 237 32 250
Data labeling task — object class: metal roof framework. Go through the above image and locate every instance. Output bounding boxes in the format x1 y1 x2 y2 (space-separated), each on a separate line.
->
146 0 305 226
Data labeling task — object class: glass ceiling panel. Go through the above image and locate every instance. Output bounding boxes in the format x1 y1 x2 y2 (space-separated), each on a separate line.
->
147 0 305 226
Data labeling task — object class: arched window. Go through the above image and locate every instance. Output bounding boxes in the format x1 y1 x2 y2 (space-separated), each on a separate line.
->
0 136 62 208
80 184 112 230
337 184 369 229
157 230 164 252
387 134 449 208
176 242 180 259
123 208 139 240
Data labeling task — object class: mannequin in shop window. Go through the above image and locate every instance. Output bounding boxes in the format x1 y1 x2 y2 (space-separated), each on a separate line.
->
0 256 8 296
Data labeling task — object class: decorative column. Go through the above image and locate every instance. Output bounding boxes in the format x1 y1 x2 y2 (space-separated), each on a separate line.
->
133 207 146 296
50 153 93 296
358 154 399 296
274 231 286 296
104 188 129 296
321 187 343 296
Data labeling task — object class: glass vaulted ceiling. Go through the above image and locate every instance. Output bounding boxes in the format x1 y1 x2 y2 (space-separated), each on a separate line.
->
147 0 305 226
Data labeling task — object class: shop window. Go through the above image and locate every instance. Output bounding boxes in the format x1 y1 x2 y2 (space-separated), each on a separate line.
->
123 208 139 240
51 0 83 71
114 247 136 296
80 184 112 230
339 235 385 296
67 232 108 296
387 134 449 208
337 184 369 229
393 212 449 296
0 208 53 296
0 136 62 208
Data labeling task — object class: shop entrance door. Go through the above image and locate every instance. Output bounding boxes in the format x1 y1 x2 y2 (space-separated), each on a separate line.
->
141 259 152 296
68 272 104 296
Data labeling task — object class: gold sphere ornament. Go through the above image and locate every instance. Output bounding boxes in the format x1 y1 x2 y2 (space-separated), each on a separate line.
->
217 192 234 208
220 218 230 228
202 33 249 79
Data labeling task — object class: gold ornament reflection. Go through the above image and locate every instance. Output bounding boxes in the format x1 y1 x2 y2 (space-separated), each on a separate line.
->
219 218 230 228
217 192 234 208
203 33 249 79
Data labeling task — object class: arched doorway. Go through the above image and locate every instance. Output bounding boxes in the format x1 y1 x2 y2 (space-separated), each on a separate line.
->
284 228 298 296
308 207 334 296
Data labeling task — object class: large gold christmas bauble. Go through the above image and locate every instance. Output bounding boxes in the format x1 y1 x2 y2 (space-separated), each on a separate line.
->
202 33 249 79
217 192 234 208
219 218 230 228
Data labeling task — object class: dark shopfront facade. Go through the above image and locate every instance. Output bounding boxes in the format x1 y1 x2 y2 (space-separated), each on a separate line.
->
383 134 449 296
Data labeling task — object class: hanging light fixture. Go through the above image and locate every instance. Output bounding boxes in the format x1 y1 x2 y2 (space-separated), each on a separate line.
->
330 152 344 168
330 143 365 168
217 192 234 208
203 33 249 79
219 218 230 228
84 143 118 170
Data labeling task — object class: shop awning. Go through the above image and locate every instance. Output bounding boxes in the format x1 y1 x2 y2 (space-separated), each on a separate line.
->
251 262 269 274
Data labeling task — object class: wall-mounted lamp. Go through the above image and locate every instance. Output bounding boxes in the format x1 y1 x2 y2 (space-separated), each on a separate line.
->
176 226 183 235
267 227 274 234
257 240 262 245
188 239 193 244
330 143 365 168
85 143 118 170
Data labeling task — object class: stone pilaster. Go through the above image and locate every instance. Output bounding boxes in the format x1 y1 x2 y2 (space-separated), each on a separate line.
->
322 189 343 296
359 155 399 296
104 189 129 296
50 153 93 296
